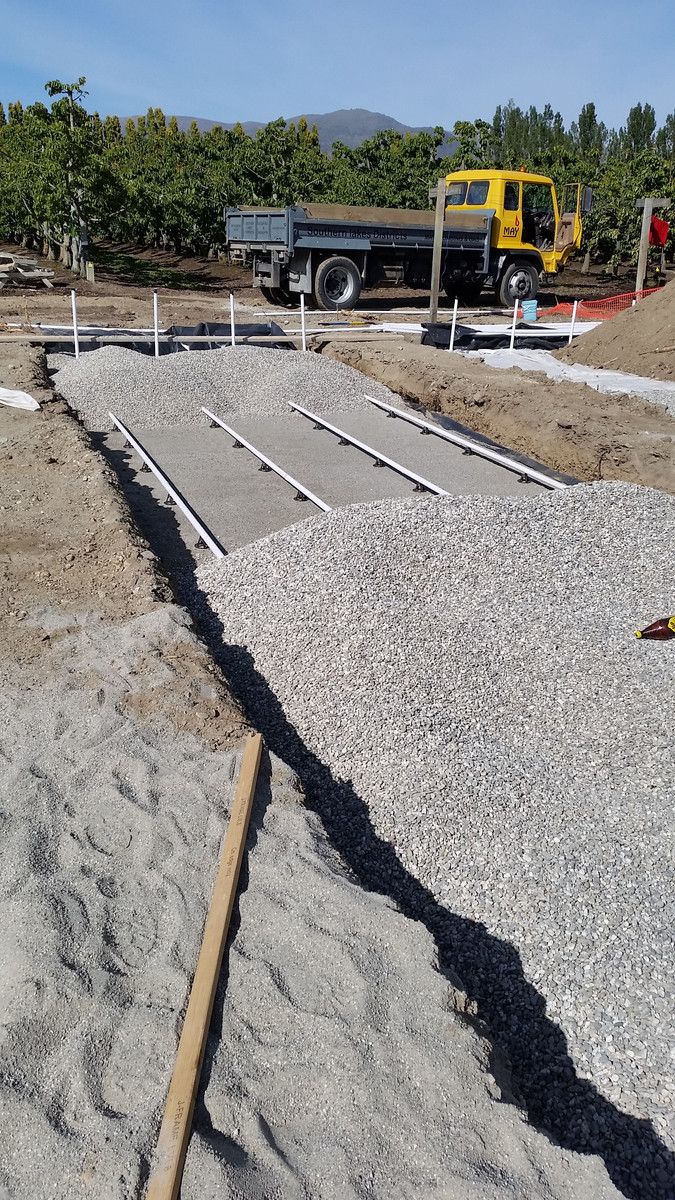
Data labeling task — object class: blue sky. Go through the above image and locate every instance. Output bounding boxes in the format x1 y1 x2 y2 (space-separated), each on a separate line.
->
1 0 673 132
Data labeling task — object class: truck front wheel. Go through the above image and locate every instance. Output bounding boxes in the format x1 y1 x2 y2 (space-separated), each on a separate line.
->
313 256 362 310
498 260 539 307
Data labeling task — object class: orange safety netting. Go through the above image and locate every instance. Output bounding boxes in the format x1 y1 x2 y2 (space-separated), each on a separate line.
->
542 287 661 320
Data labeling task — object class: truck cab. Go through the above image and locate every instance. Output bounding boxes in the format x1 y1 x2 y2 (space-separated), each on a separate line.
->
444 169 591 305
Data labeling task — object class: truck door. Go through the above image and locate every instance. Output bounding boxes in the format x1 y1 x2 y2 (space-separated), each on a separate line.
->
556 184 582 252
522 182 556 251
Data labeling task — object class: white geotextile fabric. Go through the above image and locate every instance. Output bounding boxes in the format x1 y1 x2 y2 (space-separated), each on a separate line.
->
0 386 40 410
462 347 675 414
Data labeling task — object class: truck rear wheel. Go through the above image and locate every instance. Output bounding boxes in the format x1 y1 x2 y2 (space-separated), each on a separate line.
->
313 256 361 310
445 281 484 306
498 260 539 307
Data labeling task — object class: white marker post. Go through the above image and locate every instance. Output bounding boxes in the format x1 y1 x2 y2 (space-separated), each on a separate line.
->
448 297 459 352
509 298 518 351
230 292 236 347
153 290 160 358
567 299 579 346
300 292 307 352
71 289 80 359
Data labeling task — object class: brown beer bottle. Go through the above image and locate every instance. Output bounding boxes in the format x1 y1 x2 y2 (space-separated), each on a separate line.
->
635 616 675 640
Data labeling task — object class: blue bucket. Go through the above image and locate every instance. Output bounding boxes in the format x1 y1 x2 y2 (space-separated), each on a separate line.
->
522 299 538 322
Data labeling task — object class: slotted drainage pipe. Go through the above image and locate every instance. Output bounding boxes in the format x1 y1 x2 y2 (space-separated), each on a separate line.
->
365 395 568 490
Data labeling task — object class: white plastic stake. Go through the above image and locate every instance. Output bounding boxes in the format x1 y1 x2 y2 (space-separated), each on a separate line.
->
230 292 236 347
153 290 160 358
567 299 579 345
71 290 79 359
448 297 459 352
300 292 307 352
509 299 518 351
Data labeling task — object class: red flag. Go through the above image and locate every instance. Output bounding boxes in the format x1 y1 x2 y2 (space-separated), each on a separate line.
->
649 215 669 247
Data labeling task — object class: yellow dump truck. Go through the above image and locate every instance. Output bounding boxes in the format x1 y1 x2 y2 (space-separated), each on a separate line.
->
442 169 592 305
226 172 591 309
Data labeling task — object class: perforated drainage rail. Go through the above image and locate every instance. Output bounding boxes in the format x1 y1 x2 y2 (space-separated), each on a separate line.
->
365 395 569 490
288 402 450 496
202 407 332 512
109 412 227 557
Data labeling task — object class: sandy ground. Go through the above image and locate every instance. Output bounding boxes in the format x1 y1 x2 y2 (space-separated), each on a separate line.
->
1 342 627 1197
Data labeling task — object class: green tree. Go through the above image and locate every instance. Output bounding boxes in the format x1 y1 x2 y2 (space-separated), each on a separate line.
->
623 103 657 154
655 113 675 160
570 102 606 159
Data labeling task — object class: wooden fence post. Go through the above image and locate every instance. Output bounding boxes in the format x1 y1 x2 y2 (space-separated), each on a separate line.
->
635 197 668 294
429 176 447 324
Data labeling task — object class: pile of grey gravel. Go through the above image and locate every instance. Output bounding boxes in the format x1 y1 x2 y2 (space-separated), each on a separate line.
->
192 481 675 1199
49 344 397 430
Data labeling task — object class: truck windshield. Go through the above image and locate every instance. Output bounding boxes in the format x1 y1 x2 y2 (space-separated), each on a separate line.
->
446 182 467 206
466 181 490 205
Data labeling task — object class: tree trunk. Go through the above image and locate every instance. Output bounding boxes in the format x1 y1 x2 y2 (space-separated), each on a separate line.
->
207 246 216 260
71 236 81 276
581 250 591 275
60 236 72 268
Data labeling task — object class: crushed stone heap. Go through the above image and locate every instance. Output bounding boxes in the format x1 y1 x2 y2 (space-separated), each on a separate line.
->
195 480 675 1200
49 344 397 430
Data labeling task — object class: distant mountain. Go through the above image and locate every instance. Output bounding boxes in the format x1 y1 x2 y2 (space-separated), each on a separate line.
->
128 108 456 155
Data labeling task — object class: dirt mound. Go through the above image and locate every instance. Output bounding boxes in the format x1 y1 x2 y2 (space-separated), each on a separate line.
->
556 278 675 381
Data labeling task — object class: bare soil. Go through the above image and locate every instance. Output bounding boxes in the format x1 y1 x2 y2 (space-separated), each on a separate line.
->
556 276 675 382
0 341 245 748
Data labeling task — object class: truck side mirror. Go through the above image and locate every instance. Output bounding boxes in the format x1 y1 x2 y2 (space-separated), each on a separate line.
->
581 186 593 214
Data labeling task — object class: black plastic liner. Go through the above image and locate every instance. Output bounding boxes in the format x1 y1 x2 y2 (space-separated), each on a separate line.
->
42 321 289 356
422 321 569 352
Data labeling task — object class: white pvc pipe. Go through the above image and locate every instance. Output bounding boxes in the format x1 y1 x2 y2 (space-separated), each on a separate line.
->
567 299 579 345
509 299 518 351
300 292 307 352
153 290 160 358
71 290 79 359
230 292 236 347
448 297 459 352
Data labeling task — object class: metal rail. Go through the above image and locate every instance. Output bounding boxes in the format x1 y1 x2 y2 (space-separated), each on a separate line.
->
202 407 332 512
109 413 227 558
287 402 450 496
365 395 569 490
